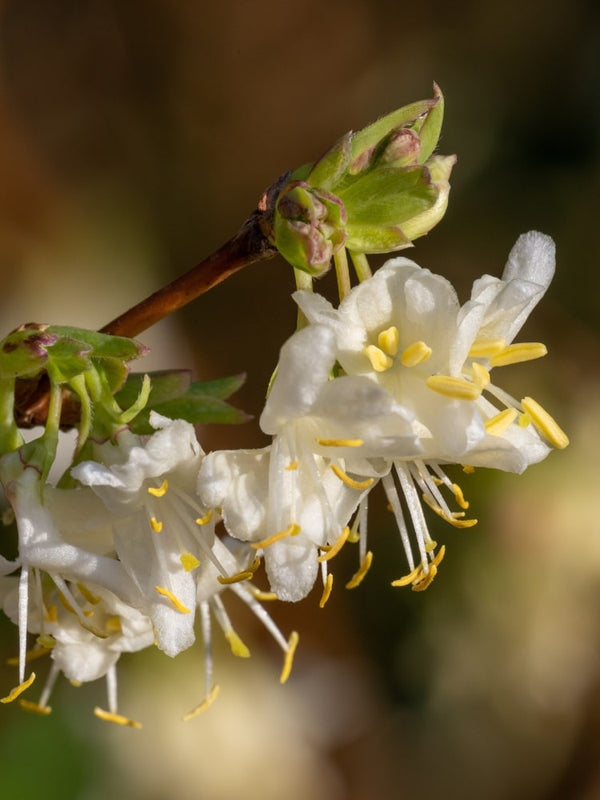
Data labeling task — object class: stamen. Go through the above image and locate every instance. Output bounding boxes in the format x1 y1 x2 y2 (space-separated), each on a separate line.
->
154 586 191 614
250 588 278 602
319 573 334 608
330 464 374 490
471 362 491 387
251 522 301 550
392 564 423 587
411 564 438 592
147 480 169 497
180 553 201 572
462 464 475 474
364 344 393 372
45 604 58 623
468 338 506 358
285 460 299 470
484 407 518 436
426 375 482 401
94 707 142 729
316 438 364 447
422 495 478 528
74 586 98 607
401 340 432 367
280 631 299 684
19 699 52 715
6 645 51 666
378 326 400 356
150 517 163 533
217 570 254 585
195 510 213 525
521 396 569 449
183 685 220 721
225 630 250 658
1 672 36 703
451 483 469 510
489 342 547 367
345 551 373 589
317 527 350 563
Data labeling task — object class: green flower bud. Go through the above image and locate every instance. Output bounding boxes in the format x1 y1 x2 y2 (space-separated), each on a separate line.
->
268 84 455 273
272 181 347 275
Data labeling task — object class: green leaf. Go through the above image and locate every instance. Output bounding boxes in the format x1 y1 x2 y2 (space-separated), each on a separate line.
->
115 370 192 409
307 132 352 190
47 326 147 362
349 97 436 163
186 373 246 400
339 166 436 226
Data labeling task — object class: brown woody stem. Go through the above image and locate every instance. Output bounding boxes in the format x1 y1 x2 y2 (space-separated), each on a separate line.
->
101 208 277 338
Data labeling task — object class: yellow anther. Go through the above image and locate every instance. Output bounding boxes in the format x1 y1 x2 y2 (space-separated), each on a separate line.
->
319 573 334 608
377 326 400 356
364 344 393 372
36 635 55 650
426 375 482 401
44 604 58 623
217 570 254 585
251 523 301 550
70 680 82 687
105 616 122 634
521 396 569 449
401 340 432 367
150 517 163 533
330 464 374 490
180 553 201 572
450 483 469 510
280 631 300 684
195 510 213 525
147 480 168 498
250 588 278 602
1 672 36 704
94 707 142 729
6 645 51 667
519 411 532 427
19 699 52 716
484 407 518 436
412 564 438 592
316 438 364 448
183 685 220 721
422 495 478 528
462 464 475 474
346 525 360 543
154 586 191 614
392 564 423 587
345 551 373 589
425 539 438 552
225 630 250 658
489 342 547 367
285 460 299 470
471 361 491 387
57 592 76 615
468 338 506 358
76 583 101 605
317 527 350 563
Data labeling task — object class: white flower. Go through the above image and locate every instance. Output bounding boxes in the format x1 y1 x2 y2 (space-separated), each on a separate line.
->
0 451 138 699
199 325 413 602
72 412 212 658
0 573 154 726
290 231 568 589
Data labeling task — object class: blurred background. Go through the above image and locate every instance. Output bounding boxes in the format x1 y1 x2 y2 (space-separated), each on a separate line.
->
0 1 598 798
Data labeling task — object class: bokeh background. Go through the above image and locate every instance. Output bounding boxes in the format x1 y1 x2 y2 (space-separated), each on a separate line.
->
0 1 599 798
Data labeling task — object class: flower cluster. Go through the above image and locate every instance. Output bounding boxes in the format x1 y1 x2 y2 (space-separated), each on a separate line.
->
0 88 569 728
199 231 567 600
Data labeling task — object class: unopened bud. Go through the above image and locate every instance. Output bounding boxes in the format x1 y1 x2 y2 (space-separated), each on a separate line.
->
268 84 455 273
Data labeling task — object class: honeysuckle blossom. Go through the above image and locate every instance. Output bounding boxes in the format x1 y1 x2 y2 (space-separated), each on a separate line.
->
0 572 154 726
72 412 214 658
0 450 140 711
283 230 569 589
199 324 416 602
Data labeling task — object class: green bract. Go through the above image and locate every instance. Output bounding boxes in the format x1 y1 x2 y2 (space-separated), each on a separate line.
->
270 84 456 274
